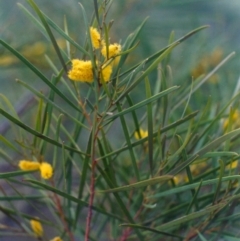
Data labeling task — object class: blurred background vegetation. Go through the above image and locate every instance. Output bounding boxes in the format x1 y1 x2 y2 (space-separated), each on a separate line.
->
0 0 240 240
1 0 239 140
1 0 239 105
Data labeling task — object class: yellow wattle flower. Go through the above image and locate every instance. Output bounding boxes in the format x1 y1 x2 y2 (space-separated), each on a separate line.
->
30 219 43 237
101 43 121 59
223 110 240 130
190 162 207 175
173 175 181 185
0 55 18 66
101 64 113 83
21 42 46 58
226 160 238 170
39 162 53 179
50 237 63 241
134 128 148 139
90 27 101 49
18 160 40 171
68 59 94 83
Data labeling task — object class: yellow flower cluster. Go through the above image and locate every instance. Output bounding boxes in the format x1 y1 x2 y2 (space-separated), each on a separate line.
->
0 56 18 66
68 60 94 83
101 64 113 83
18 160 40 171
191 48 223 83
90 27 102 49
134 128 148 139
173 162 207 185
21 42 46 58
30 219 63 241
30 219 43 237
39 162 53 179
226 160 238 170
223 110 240 130
50 237 63 241
18 160 53 179
101 43 121 65
101 43 121 58
190 162 207 176
68 59 113 83
68 27 121 84
173 161 238 186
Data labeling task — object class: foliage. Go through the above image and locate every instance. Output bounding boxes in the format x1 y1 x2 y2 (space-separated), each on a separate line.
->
0 0 240 241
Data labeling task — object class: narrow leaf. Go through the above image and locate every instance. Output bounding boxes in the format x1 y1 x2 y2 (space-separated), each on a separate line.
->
0 170 37 179
169 128 240 175
27 0 67 73
98 111 198 160
145 77 154 174
26 179 125 221
116 42 179 101
106 86 179 121
119 223 183 239
0 108 85 155
98 175 172 193
16 79 88 129
0 39 81 113
149 175 240 199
